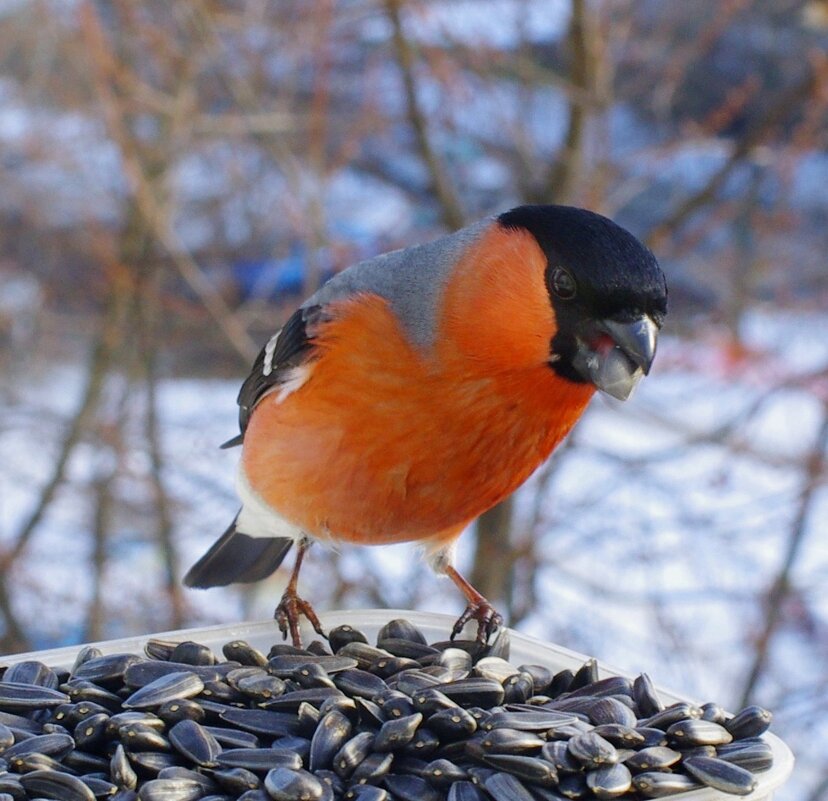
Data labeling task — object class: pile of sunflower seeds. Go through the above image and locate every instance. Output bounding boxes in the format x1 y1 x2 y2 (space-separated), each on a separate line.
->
0 618 775 801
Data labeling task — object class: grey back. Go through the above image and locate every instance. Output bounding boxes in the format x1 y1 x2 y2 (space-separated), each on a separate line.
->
303 218 492 349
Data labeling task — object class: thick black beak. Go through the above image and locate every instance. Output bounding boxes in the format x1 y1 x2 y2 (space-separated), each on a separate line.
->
572 315 659 401
601 317 658 376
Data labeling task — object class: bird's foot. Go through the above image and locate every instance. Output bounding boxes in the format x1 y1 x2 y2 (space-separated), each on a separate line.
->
451 598 503 644
274 590 326 648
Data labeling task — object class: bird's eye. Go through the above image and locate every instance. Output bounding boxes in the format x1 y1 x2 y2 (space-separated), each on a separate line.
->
550 267 577 300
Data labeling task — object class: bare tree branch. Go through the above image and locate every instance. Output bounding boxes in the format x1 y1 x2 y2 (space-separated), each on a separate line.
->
541 0 594 203
79 1 258 364
384 0 466 230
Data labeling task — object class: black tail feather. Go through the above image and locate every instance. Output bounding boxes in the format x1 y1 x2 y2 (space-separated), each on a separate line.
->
184 516 294 588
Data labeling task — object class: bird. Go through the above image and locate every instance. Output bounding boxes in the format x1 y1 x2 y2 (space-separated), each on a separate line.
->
184 204 668 647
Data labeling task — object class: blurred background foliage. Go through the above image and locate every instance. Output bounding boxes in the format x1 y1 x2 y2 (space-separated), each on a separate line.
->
0 1 826 798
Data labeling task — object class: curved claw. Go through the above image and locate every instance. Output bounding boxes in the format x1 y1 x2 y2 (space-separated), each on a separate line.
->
451 599 503 644
274 591 327 648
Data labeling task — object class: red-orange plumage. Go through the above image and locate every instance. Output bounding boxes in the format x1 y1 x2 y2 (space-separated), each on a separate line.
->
186 204 667 645
241 224 594 551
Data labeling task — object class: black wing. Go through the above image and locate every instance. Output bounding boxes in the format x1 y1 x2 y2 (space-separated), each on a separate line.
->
183 516 294 587
221 304 327 449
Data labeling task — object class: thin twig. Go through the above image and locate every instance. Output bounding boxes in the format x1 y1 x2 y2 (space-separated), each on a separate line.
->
647 63 822 249
738 406 828 706
0 288 122 573
85 473 112 643
140 268 187 629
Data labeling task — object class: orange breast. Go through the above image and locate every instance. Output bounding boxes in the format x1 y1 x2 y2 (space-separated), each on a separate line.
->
241 224 594 545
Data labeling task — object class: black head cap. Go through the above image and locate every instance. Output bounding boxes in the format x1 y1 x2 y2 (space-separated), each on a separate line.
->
499 204 667 323
498 204 668 387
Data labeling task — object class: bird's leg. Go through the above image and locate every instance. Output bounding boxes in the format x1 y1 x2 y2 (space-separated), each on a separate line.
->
274 537 326 648
429 543 503 643
444 565 504 643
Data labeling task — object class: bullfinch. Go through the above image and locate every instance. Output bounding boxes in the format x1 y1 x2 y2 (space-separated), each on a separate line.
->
185 204 668 646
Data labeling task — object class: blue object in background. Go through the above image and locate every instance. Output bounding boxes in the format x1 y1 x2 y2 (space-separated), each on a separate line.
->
231 243 330 301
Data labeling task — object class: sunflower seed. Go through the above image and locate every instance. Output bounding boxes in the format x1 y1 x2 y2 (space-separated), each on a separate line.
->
123 663 219 689
309 710 352 771
623 745 682 771
4 732 75 760
634 727 668 748
351 751 394 783
328 626 369 652
447 780 488 801
725 705 773 739
79 774 119 798
586 763 632 799
632 771 701 797
334 644 391 671
547 669 575 698
473 657 519 684
373 712 422 752
3 661 59 689
157 700 204 726
568 731 618 768
481 753 558 786
10 751 75 773
111 744 138 790
293 663 336 690
119 722 171 752
701 702 727 724
470 727 544 756
684 755 759 795
260 688 344 711
502 673 534 704
123 674 204 710
591 724 645 747
220 641 267 668
717 742 774 772
411 687 456 716
377 638 440 661
213 767 260 794
203 725 259 750
382 773 443 801
427 706 477 740
667 718 732 746
168 720 221 767
127 751 180 777
332 669 388 699
632 674 662 718
264 767 324 801
640 702 702 730
483 770 536 801
216 748 302 773
541 740 581 773
19 770 96 801
73 712 110 751
267 655 357 678
434 677 504 709
218 708 301 737
332 731 375 777
0 682 69 711
72 655 144 686
169 643 216 667
136 777 203 801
